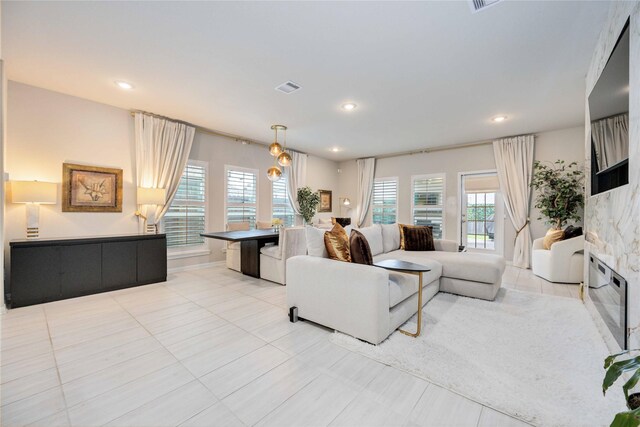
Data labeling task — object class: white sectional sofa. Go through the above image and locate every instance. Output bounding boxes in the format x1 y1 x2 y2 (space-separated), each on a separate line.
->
286 223 506 344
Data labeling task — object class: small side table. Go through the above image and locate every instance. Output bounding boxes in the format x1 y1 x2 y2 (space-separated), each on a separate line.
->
373 259 431 338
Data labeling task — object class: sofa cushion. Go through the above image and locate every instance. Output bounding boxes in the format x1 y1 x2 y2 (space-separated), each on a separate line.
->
387 263 442 307
324 224 351 262
350 230 373 265
305 226 328 258
381 223 400 253
374 250 505 285
402 225 435 251
358 224 383 256
260 244 282 260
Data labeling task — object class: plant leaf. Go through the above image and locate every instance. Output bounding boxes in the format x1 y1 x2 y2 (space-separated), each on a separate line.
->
610 407 640 427
604 357 640 395
624 371 640 402
606 351 634 369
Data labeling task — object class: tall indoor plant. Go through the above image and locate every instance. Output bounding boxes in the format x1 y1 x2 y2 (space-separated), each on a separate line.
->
530 160 585 229
297 186 320 224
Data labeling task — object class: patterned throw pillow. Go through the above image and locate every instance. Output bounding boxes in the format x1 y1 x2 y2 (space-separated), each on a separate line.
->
543 228 565 250
350 230 373 265
324 223 351 262
402 225 435 251
398 224 425 249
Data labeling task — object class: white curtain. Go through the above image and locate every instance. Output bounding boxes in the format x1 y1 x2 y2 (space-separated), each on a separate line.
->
493 135 535 269
591 113 628 171
356 158 376 227
284 151 307 218
134 112 195 226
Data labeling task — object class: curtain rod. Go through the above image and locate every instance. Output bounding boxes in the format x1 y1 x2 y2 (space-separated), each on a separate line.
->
129 110 270 148
370 133 537 160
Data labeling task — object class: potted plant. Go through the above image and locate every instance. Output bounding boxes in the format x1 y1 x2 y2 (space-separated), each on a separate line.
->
530 160 585 229
297 186 320 224
603 350 640 426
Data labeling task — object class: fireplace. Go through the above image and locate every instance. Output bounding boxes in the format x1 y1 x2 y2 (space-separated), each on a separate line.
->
589 254 627 349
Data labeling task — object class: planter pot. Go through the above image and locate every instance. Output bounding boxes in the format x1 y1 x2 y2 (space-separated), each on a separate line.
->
628 393 640 410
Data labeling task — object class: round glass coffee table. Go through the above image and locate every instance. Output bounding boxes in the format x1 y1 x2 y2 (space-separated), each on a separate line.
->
373 259 431 338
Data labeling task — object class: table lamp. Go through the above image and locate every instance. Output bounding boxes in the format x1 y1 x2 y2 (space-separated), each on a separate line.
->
136 187 167 234
11 181 58 239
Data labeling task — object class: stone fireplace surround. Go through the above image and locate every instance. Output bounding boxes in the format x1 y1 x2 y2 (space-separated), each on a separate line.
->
584 1 640 350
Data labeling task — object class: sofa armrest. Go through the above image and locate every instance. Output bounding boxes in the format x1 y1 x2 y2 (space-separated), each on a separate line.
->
434 239 458 252
550 235 584 256
286 255 390 344
532 237 545 250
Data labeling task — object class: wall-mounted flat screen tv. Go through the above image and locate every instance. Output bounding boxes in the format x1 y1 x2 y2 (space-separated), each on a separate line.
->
589 19 629 195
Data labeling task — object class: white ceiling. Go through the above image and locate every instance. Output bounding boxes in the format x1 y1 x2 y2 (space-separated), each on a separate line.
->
3 1 609 161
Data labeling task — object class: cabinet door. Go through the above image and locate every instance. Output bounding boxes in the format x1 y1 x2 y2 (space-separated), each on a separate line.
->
59 244 103 299
10 246 61 307
137 238 167 284
102 241 137 290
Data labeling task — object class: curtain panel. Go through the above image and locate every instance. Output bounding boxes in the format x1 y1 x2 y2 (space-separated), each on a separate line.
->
591 113 628 171
356 158 376 227
493 135 535 268
284 150 307 219
134 112 195 227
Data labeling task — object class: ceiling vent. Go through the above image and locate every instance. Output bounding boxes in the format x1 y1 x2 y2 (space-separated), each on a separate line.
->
275 81 301 94
469 0 502 13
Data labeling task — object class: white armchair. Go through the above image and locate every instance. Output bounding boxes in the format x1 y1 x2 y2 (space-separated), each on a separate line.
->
226 222 250 272
260 227 307 285
532 235 584 283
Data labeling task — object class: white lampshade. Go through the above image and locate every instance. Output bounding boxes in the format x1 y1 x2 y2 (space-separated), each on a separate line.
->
11 181 57 204
137 187 166 205
342 198 351 206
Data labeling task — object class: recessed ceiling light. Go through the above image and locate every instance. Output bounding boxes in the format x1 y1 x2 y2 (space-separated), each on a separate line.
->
115 81 134 90
492 116 507 123
331 147 340 152
341 103 357 111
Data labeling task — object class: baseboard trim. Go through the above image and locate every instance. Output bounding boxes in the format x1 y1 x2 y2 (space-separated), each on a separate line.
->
168 260 224 274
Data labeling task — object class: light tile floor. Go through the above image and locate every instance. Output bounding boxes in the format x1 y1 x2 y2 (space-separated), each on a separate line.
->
0 263 578 427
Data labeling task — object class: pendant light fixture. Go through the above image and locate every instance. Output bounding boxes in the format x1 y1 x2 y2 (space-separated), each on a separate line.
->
266 124 291 181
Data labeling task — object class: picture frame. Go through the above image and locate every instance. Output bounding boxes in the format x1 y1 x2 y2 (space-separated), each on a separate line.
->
318 189 332 213
62 163 123 212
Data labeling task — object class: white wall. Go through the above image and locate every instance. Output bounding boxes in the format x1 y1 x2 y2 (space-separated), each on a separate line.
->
338 126 585 261
5 81 340 272
5 81 138 246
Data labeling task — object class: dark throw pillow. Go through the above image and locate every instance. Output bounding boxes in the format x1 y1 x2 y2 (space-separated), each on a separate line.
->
402 225 435 251
350 230 373 265
564 225 583 240
324 223 351 262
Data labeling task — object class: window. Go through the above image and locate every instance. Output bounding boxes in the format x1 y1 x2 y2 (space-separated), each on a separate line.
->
372 177 398 224
272 176 295 227
163 162 207 248
225 166 257 228
412 174 445 239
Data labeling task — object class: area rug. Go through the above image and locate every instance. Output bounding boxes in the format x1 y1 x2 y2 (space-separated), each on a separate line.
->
330 288 626 427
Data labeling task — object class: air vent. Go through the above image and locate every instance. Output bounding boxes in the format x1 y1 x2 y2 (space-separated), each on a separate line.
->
275 81 301 94
469 0 502 13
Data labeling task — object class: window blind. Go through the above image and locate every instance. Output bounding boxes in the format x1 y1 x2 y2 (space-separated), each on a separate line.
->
226 168 257 227
272 177 295 227
372 178 398 224
164 163 206 248
412 175 445 238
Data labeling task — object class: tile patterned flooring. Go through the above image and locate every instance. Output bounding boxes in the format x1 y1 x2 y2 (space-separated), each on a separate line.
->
0 263 579 427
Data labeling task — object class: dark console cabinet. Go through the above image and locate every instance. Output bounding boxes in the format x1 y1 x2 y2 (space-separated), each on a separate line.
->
7 234 167 308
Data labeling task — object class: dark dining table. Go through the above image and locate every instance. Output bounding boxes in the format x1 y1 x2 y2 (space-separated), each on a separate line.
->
201 229 279 278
